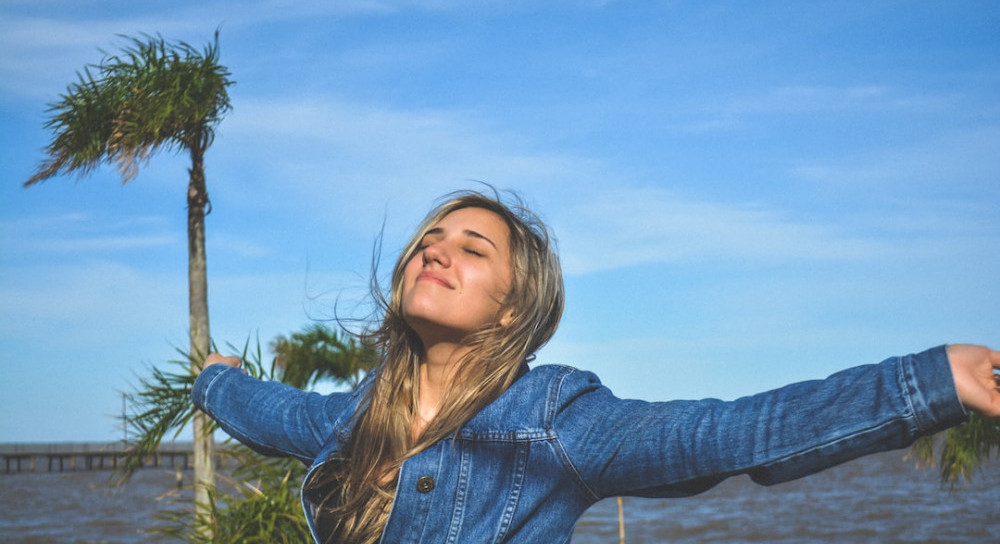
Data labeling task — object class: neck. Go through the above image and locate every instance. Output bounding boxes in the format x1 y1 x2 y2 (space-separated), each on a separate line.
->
414 340 468 438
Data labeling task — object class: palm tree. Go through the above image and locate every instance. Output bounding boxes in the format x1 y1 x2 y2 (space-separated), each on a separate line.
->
271 324 378 390
24 31 233 515
122 325 376 541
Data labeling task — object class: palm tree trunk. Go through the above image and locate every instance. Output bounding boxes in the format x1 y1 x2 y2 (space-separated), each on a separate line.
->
187 145 214 519
617 496 626 544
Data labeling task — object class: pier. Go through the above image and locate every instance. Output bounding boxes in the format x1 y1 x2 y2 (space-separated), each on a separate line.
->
0 442 214 473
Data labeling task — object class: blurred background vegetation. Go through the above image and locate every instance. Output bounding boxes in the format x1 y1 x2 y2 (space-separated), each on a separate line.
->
119 323 376 542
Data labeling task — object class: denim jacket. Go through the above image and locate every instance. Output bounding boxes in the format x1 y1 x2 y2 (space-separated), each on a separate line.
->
193 345 966 544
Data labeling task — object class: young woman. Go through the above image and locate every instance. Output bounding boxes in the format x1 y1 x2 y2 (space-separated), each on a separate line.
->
194 190 1000 544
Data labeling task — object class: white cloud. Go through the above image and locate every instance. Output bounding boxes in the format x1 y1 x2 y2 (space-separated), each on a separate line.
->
213 96 998 280
739 84 940 116
215 96 602 233
0 1 396 99
0 259 186 346
2 212 179 255
30 235 177 253
793 125 1000 192
551 187 890 275
208 232 274 259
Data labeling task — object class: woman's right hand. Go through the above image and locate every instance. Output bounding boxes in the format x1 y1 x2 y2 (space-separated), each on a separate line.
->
947 344 1000 418
205 353 242 369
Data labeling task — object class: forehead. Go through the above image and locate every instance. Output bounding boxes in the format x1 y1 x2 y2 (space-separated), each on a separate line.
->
427 207 511 242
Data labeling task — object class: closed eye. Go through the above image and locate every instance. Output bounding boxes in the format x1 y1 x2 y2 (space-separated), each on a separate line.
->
463 248 484 257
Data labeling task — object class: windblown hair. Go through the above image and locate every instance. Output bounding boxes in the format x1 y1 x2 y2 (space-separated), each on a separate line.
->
307 190 565 544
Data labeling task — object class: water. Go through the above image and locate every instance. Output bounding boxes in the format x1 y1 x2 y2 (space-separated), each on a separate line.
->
0 469 183 544
1 451 996 543
573 451 999 543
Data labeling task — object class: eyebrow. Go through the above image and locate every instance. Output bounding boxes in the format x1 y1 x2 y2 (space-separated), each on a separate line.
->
423 227 498 250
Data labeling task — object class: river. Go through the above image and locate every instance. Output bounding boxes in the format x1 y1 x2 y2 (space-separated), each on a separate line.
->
1 450 996 543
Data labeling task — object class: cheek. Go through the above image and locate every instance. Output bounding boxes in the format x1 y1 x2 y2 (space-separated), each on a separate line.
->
402 254 422 283
471 269 509 309
398 257 423 304
491 260 513 302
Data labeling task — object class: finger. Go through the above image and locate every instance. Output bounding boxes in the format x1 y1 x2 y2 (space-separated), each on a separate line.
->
205 353 242 368
205 353 224 366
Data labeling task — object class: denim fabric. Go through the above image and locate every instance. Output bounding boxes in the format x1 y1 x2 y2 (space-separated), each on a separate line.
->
193 345 966 544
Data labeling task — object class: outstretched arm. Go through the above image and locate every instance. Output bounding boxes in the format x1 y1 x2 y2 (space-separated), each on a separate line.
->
194 353 363 463
557 346 970 499
948 344 1000 417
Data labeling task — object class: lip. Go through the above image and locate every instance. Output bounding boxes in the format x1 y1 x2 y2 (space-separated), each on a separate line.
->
416 271 453 289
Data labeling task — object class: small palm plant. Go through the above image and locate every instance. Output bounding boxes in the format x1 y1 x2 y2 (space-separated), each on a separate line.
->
910 413 1000 485
152 447 313 544
120 325 376 542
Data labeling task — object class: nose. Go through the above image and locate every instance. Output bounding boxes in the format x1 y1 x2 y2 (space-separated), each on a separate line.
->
421 239 451 267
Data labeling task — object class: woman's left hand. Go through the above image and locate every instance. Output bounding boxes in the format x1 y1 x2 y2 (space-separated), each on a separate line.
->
205 353 243 369
947 344 1000 417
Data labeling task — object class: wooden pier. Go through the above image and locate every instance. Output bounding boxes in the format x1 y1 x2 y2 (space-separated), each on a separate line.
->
0 442 205 473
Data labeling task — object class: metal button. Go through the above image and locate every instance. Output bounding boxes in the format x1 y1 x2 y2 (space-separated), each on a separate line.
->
416 475 435 493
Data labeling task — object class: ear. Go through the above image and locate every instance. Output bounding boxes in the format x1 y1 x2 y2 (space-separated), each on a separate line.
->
499 308 515 327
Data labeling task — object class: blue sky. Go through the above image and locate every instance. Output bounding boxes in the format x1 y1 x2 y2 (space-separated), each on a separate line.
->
1 0 998 443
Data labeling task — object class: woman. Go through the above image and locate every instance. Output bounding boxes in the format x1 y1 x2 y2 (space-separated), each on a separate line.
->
194 190 1000 544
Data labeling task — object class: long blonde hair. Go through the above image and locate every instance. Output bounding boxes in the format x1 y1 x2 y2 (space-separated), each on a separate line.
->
308 190 565 544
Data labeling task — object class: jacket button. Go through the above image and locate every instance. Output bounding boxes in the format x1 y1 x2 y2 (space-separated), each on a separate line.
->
416 475 435 493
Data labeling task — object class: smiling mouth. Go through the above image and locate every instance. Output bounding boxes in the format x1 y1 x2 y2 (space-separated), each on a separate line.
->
417 272 452 288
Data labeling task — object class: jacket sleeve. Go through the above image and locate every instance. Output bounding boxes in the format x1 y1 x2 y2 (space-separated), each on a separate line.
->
553 345 968 500
192 364 361 464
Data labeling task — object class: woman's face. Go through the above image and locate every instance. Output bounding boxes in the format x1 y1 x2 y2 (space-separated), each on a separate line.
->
401 207 513 346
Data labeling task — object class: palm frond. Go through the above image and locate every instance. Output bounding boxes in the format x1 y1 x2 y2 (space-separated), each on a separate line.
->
270 324 378 389
24 30 233 187
149 445 311 543
116 348 202 482
908 413 1000 485
116 337 267 484
119 333 316 542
